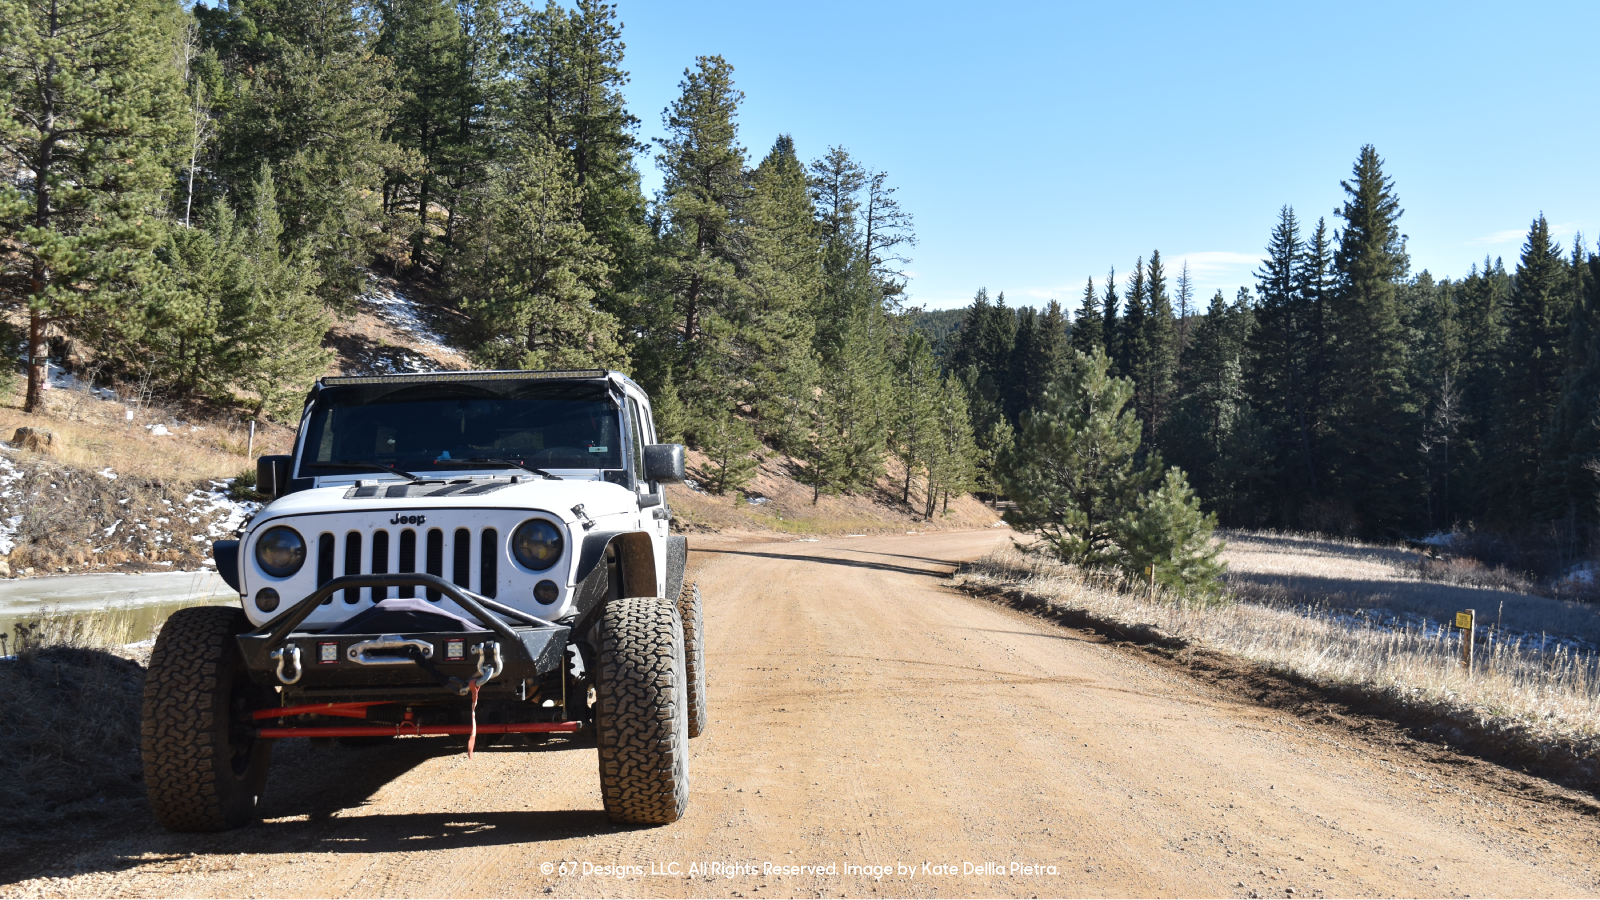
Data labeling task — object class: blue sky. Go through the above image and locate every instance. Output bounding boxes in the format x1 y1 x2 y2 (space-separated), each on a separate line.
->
611 0 1599 311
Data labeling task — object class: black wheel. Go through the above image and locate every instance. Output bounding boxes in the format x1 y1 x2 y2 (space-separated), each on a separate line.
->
140 606 273 832
678 582 707 738
595 596 689 825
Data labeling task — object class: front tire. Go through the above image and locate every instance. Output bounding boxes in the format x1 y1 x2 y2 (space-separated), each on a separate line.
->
595 596 689 825
140 606 273 832
678 582 707 738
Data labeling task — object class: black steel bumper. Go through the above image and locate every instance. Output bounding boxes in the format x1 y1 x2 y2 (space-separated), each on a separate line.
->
236 573 569 694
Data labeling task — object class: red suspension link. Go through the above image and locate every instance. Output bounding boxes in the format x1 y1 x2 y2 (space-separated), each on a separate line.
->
255 722 583 739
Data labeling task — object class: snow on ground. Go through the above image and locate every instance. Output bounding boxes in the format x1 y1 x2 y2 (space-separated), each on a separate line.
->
183 480 261 539
361 275 450 351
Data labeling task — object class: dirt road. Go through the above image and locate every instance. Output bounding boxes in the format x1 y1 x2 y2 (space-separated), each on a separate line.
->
4 530 1597 898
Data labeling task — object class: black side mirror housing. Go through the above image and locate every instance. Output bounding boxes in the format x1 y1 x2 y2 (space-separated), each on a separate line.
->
257 455 293 499
643 444 686 483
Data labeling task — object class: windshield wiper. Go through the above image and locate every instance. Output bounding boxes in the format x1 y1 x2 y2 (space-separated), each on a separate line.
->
313 461 428 482
433 457 561 480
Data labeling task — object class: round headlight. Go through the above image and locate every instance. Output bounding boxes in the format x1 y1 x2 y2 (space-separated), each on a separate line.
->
255 526 306 578
512 519 563 570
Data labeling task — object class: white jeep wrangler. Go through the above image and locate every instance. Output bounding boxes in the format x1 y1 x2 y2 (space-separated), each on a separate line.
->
139 369 705 831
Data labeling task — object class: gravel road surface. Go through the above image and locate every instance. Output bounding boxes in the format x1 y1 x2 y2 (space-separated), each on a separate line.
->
2 530 1596 898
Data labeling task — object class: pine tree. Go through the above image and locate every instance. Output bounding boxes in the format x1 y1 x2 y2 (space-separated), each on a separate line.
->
996 349 1155 570
700 408 760 495
1167 290 1268 522
892 332 942 505
1326 145 1417 534
1535 240 1600 536
1070 277 1103 355
742 135 822 450
1100 267 1120 369
0 0 186 411
205 0 406 306
1486 215 1572 525
1010 300 1069 419
375 0 483 265
1248 206 1319 513
1118 260 1147 389
1118 468 1225 601
507 0 644 307
458 136 623 371
1140 250 1178 435
925 374 978 517
649 54 748 415
225 165 332 419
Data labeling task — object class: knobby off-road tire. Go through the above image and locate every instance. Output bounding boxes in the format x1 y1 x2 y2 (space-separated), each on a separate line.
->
678 582 707 738
595 596 689 825
141 606 273 832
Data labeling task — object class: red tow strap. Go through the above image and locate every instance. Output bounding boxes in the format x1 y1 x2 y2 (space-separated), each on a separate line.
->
466 679 480 758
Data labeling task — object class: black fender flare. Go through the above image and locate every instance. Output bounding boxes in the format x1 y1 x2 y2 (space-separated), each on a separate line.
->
569 530 660 627
213 540 241 593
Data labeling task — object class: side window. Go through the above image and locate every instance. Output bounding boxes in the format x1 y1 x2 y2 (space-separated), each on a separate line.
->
627 397 648 486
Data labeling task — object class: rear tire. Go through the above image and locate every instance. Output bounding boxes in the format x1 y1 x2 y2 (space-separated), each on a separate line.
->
595 596 689 825
141 606 273 832
678 582 707 738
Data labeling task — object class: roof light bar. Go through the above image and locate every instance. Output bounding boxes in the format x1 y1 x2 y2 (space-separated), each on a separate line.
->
321 369 610 387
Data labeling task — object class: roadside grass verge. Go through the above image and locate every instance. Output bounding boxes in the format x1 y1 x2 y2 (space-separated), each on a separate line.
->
0 611 152 840
958 544 1600 791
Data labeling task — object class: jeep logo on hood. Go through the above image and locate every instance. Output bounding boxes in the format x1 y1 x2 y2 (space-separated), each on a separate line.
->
389 513 426 525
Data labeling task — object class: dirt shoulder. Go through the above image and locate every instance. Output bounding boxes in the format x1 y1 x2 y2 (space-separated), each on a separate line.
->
2 530 1597 899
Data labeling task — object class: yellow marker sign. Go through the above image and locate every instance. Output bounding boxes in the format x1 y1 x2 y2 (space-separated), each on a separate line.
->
1455 612 1473 629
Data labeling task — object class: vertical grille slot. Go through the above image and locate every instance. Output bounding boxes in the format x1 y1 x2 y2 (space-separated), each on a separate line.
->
343 532 363 604
425 528 444 600
398 529 416 598
316 533 335 604
371 529 390 601
480 528 498 598
452 528 472 592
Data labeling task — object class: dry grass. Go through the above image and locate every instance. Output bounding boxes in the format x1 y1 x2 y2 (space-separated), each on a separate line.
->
961 544 1600 755
1221 530 1600 646
0 374 294 482
0 610 151 834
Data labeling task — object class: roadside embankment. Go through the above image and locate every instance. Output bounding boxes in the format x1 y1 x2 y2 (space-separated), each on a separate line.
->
957 543 1600 795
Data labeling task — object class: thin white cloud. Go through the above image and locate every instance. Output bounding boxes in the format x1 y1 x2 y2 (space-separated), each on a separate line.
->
1471 229 1528 246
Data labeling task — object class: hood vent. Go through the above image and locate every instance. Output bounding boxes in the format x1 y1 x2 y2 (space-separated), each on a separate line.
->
342 480 515 500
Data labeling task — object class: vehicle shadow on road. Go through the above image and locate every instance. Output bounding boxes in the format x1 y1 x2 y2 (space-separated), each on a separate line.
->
696 548 954 578
0 738 623 884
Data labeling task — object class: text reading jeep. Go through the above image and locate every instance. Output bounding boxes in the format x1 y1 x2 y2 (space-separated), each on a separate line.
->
139 369 705 830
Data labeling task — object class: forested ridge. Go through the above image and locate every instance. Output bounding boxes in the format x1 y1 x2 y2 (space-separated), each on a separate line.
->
1 0 1596 579
944 150 1600 573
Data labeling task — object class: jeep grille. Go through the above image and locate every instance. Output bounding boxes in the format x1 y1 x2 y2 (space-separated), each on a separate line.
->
313 526 500 604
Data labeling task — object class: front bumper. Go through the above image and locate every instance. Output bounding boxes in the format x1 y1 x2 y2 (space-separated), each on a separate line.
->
236 573 569 697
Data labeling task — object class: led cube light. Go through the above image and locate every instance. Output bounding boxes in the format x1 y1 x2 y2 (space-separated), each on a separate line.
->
446 639 464 660
319 642 339 664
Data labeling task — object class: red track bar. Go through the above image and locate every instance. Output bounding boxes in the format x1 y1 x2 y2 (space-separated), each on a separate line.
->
253 702 384 721
257 722 583 738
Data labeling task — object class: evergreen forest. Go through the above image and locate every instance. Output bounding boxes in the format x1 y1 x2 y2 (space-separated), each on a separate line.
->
2 0 1597 580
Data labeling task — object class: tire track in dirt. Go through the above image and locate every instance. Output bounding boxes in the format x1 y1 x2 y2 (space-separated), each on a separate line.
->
2 529 1596 899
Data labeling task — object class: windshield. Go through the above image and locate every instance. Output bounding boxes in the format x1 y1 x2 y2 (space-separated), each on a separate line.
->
298 380 623 477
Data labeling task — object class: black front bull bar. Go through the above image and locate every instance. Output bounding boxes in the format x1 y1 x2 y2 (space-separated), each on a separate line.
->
236 574 569 693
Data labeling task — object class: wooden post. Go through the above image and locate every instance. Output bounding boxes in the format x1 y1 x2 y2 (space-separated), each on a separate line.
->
247 420 256 458
1456 609 1476 672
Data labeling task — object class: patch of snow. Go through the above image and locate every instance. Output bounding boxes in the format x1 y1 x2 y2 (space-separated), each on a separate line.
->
747 496 770 505
43 360 119 400
146 423 171 436
98 467 117 480
0 514 22 555
683 478 706 494
361 275 449 350
183 479 260 538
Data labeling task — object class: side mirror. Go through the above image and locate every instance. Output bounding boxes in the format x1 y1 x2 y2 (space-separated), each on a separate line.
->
642 444 685 483
257 455 293 499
